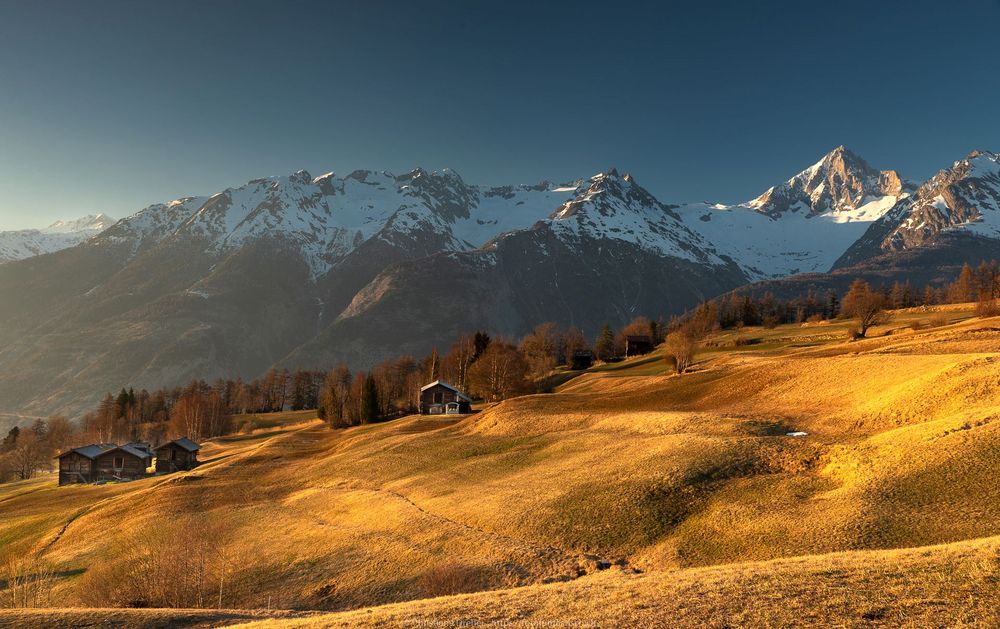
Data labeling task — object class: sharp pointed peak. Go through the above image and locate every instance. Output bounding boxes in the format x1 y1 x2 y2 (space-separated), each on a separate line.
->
590 167 634 184
289 169 312 184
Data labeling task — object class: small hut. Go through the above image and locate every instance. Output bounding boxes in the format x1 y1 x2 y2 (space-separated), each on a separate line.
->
155 437 201 473
570 350 594 370
419 381 472 415
624 335 654 357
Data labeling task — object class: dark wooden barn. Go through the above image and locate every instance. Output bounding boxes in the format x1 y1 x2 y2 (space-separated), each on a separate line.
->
155 437 201 473
570 350 594 370
419 380 472 415
57 443 115 485
56 443 152 485
624 335 654 357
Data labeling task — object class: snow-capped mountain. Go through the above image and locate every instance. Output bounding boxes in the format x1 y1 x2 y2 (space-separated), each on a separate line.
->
287 169 748 371
542 169 729 267
95 169 578 277
748 146 909 217
0 213 114 263
837 150 1000 267
42 213 116 234
677 147 913 279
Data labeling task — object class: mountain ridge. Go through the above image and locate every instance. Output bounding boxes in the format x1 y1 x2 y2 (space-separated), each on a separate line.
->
0 213 115 263
2 147 999 417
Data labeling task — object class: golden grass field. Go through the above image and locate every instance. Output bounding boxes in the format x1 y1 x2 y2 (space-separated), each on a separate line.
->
3 304 1000 627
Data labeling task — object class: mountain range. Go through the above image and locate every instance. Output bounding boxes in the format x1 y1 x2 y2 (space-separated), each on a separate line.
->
2 147 1000 418
0 214 115 263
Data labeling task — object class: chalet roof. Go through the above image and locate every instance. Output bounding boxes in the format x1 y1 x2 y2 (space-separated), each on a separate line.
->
157 437 201 452
57 443 116 459
420 380 472 402
115 444 153 460
124 441 153 455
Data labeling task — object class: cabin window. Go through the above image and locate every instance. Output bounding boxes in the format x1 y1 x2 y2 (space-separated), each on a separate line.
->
434 391 443 403
113 456 124 468
170 448 177 461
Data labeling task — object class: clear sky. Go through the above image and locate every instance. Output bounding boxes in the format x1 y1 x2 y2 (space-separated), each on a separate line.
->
0 0 998 230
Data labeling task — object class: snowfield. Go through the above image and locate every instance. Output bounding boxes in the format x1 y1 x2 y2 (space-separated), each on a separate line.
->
678 195 903 280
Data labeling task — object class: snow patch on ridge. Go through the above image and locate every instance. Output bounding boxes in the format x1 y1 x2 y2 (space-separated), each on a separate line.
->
0 213 117 263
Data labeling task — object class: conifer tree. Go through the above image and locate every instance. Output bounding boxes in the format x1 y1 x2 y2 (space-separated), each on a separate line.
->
595 323 616 360
472 331 491 361
359 373 379 424
950 263 977 303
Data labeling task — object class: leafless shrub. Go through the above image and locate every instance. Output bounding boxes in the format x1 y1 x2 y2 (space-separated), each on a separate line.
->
77 517 251 609
975 297 1000 318
928 314 949 328
418 562 484 598
0 552 57 608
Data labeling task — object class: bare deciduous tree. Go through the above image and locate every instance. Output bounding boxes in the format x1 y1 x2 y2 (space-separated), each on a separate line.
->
467 341 529 402
664 329 697 374
519 322 561 378
841 279 889 337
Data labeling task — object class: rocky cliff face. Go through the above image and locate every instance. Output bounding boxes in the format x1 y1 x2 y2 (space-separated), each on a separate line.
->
748 146 910 218
836 150 1000 267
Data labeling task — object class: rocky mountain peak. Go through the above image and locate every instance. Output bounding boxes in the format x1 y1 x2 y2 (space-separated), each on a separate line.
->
289 169 313 185
835 149 1000 266
748 146 909 218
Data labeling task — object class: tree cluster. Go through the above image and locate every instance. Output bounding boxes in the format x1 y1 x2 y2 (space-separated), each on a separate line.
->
675 260 1000 338
0 416 76 482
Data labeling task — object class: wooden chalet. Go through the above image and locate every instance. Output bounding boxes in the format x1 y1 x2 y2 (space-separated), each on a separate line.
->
624 335 654 357
57 443 152 486
155 437 201 473
570 350 594 370
419 380 472 415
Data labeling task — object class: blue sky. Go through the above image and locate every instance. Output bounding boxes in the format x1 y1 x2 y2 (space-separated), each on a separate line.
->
0 0 998 229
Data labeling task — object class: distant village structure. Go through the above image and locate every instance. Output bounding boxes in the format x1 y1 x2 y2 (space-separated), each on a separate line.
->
624 335 654 357
420 381 472 415
571 350 595 370
56 438 199 486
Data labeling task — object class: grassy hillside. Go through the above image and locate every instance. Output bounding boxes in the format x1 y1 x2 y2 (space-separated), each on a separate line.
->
240 534 1000 628
2 303 1000 626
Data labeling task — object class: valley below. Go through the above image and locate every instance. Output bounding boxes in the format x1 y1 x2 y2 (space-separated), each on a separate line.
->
3 304 1000 627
